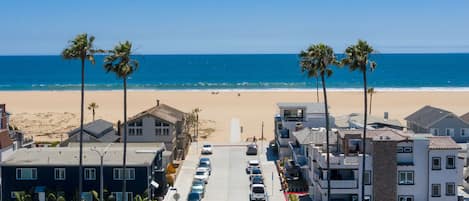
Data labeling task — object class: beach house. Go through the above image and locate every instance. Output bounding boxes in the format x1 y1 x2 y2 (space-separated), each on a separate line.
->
274 102 334 158
123 101 189 160
405 105 469 143
308 129 462 201
335 113 404 130
63 119 119 145
0 104 10 131
0 143 167 201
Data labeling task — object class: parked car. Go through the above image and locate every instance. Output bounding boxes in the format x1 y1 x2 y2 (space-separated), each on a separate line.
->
249 167 262 180
198 162 212 175
246 159 260 174
246 143 258 155
250 175 264 186
194 168 210 183
192 179 206 189
249 184 267 201
191 184 205 198
187 192 202 201
201 144 213 154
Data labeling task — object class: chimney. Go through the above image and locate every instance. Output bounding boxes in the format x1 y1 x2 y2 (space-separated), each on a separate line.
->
384 112 389 121
157 99 160 106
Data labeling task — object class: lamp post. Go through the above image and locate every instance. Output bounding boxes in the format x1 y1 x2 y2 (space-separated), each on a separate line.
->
91 143 113 201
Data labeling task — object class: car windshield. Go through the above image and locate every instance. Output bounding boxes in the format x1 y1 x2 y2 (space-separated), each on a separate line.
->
253 187 265 193
196 171 205 175
192 186 203 191
188 193 200 199
249 161 259 166
203 145 211 148
252 168 261 174
200 158 210 162
199 163 208 168
193 180 204 186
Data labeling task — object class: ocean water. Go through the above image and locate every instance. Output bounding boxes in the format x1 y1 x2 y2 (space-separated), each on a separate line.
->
0 54 468 91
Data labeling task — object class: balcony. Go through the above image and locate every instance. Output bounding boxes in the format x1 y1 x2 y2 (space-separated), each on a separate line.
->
317 180 358 189
289 143 308 168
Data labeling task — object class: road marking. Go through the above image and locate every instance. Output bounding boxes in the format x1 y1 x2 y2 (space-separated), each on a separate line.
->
230 118 241 143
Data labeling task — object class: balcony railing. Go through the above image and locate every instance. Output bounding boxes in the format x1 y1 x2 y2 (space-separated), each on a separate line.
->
317 179 358 189
314 150 360 168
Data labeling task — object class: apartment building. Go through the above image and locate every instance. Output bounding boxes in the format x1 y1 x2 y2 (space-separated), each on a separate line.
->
308 129 462 201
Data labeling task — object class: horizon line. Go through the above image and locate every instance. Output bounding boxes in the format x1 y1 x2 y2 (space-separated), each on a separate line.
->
2 52 469 56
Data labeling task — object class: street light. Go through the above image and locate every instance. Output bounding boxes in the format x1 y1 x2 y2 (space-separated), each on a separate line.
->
91 143 113 201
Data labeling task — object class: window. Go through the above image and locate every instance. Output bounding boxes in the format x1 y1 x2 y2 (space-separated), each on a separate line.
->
432 157 441 170
364 171 372 185
461 128 469 137
397 146 413 153
85 168 96 180
129 120 143 136
155 121 170 136
432 184 441 197
113 168 135 180
446 182 455 196
430 128 439 135
398 195 414 201
112 192 133 201
446 156 456 169
54 168 66 180
81 192 93 201
398 171 414 185
446 128 455 136
16 168 37 180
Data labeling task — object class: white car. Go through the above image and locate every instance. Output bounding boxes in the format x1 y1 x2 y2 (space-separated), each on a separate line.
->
246 159 260 173
250 184 267 201
201 144 213 154
194 168 210 183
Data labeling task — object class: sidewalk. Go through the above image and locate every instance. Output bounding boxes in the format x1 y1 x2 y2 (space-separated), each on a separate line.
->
164 143 198 201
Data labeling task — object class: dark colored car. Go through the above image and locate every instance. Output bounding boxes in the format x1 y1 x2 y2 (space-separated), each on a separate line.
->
246 143 258 155
249 167 262 180
250 175 264 186
187 192 202 201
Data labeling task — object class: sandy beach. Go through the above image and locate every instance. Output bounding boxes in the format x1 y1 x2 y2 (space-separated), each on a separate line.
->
1 90 468 143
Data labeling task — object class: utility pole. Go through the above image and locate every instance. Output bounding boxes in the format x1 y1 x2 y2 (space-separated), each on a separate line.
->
91 143 113 201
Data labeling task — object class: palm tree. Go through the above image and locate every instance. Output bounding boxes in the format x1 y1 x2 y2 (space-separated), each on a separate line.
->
367 87 376 115
341 40 376 201
104 41 139 201
299 43 337 201
14 191 32 201
62 33 100 200
300 57 321 102
88 102 99 121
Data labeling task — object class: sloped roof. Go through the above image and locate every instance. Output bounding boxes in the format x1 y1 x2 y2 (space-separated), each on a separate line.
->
461 112 469 124
0 129 13 149
128 104 186 124
277 102 326 114
428 136 461 150
68 119 115 137
405 105 452 128
339 128 411 142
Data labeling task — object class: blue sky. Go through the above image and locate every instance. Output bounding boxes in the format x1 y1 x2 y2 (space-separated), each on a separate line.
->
1 0 469 55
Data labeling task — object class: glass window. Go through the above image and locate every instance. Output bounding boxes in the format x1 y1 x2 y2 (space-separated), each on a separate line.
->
446 128 455 136
398 195 414 201
432 184 441 197
398 171 414 185
364 171 372 185
112 192 133 201
113 168 135 180
432 157 441 170
446 182 455 196
85 168 96 180
54 168 66 180
430 128 439 135
461 128 469 137
16 168 37 180
446 156 456 169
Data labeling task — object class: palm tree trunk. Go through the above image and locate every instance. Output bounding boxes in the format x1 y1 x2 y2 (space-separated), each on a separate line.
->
316 77 319 103
361 70 368 201
369 93 373 115
93 109 95 121
79 57 84 201
321 74 331 201
122 76 128 201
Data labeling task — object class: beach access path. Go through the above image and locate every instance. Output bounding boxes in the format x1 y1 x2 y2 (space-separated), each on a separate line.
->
164 142 285 201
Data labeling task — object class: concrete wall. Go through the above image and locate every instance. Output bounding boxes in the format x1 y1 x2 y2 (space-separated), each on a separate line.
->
0 146 14 162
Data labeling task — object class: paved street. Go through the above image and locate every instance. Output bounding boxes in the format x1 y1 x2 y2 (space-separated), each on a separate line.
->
164 142 285 201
